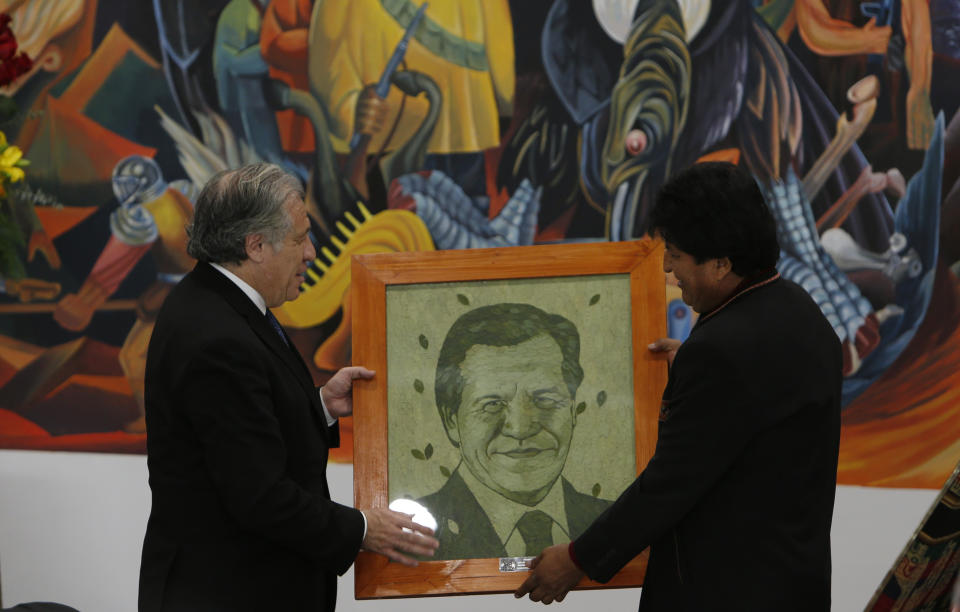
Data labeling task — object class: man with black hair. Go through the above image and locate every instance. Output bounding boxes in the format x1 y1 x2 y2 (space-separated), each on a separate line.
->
517 162 842 611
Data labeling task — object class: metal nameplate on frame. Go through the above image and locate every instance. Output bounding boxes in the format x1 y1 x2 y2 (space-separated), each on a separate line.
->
499 556 534 572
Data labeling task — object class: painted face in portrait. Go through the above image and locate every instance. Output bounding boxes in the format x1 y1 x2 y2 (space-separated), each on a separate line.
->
445 334 577 505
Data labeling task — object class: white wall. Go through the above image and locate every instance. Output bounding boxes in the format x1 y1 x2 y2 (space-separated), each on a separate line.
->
0 450 938 612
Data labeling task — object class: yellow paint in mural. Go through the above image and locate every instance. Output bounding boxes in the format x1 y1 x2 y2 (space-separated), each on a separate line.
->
308 0 514 154
276 207 435 329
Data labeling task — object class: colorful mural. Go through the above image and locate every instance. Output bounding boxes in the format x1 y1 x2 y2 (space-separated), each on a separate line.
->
0 0 957 488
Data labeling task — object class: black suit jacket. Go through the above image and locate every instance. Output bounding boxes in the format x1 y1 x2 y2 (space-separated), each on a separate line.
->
574 276 842 612
138 262 365 612
418 469 611 560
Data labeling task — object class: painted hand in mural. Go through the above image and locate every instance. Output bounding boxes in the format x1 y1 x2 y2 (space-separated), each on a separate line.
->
793 0 892 56
355 86 390 137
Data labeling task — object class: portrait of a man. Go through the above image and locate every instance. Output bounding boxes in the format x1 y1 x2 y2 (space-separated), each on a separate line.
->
420 303 610 559
385 276 637 562
418 303 611 560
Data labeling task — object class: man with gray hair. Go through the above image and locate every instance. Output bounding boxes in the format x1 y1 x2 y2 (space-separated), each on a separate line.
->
138 163 437 611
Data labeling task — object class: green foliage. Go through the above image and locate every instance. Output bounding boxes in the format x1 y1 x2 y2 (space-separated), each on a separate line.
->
589 294 601 305
413 379 424 393
418 334 429 349
411 443 434 461
440 465 451 478
597 390 607 407
0 208 25 279
457 294 470 305
576 401 586 415
592 483 602 497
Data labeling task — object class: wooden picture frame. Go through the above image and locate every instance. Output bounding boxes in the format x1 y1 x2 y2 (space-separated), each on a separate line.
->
351 240 667 598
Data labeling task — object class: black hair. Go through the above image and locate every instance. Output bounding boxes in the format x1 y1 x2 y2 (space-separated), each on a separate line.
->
647 162 779 276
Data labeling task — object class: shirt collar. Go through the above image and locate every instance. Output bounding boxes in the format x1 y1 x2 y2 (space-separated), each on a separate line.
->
696 268 780 326
210 262 267 315
458 464 569 548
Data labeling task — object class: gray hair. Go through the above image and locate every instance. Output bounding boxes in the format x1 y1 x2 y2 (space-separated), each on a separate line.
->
186 163 305 264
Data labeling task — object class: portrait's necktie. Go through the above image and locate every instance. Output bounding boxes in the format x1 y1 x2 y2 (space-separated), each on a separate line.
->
265 309 290 348
516 510 554 556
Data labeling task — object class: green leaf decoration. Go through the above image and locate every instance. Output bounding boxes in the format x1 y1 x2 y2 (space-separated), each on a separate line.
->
597 390 607 407
589 294 601 306
457 294 470 305
413 379 424 393
418 334 429 349
592 483 602 497
411 449 425 460
424 443 434 459
440 465 451 478
576 401 587 415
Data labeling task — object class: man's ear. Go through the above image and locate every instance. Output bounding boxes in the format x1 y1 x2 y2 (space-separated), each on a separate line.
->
245 233 265 263
713 256 734 280
443 411 461 447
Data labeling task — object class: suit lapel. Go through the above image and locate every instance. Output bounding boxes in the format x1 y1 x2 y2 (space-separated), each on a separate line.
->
429 470 507 559
192 263 331 440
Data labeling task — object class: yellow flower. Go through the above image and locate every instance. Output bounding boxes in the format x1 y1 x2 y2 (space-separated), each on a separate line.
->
0 152 25 186
3 165 24 183
0 129 27 185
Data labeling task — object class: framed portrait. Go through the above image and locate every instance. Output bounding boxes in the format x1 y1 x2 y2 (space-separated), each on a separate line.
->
351 240 667 598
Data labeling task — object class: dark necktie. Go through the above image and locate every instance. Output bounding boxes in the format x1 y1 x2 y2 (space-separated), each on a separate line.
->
516 510 554 556
265 309 289 347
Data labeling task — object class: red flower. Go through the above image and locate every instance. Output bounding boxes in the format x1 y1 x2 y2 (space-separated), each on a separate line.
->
0 31 18 61
0 13 31 87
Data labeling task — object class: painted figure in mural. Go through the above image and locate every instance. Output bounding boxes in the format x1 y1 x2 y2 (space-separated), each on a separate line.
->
517 162 842 611
152 0 232 137
259 0 316 157
498 0 946 405
307 0 515 197
417 303 612 561
53 156 195 433
138 162 437 612
757 0 935 151
212 0 287 165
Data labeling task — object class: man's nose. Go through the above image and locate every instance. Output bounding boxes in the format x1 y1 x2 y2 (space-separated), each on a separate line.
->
500 395 540 439
304 236 317 261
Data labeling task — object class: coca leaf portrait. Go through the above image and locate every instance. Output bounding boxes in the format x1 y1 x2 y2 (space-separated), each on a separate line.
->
386 275 636 561
350 241 665 597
